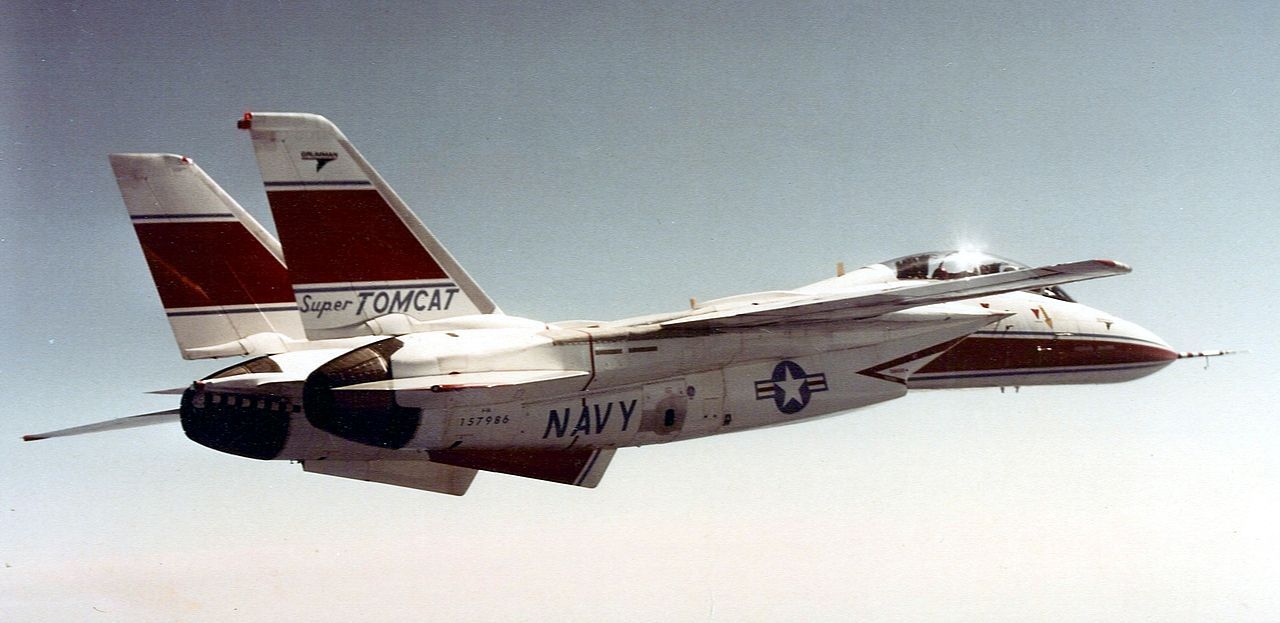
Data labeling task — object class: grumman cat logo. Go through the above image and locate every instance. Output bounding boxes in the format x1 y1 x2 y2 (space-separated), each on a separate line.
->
300 150 338 172
755 360 828 414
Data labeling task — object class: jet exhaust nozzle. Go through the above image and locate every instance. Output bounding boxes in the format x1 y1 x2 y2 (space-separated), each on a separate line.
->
303 337 421 449
179 383 292 460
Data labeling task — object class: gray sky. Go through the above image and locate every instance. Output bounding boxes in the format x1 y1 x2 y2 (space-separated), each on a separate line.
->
3 1 1276 620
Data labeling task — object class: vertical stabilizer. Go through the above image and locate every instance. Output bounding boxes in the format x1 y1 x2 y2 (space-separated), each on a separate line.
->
237 112 499 340
110 153 304 359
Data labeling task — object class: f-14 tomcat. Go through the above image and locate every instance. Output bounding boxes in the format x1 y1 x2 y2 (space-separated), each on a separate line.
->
25 112 1221 495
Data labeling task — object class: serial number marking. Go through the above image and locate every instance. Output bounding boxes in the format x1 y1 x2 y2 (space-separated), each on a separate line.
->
458 415 510 427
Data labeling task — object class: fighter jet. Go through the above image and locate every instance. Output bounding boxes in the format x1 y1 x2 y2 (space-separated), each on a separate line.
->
24 113 1223 495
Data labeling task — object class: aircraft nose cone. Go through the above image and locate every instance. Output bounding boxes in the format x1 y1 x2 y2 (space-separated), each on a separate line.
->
1116 319 1177 358
1093 317 1178 380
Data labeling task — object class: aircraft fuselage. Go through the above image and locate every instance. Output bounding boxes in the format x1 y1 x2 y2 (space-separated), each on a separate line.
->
179 286 1175 464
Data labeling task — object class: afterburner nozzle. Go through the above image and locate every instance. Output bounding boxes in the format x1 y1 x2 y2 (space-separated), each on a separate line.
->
303 337 421 449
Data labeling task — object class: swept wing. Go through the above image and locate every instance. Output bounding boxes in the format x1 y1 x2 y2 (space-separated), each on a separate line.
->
661 259 1128 329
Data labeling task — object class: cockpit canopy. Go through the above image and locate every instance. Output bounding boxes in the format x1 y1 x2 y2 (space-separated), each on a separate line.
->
882 250 1075 302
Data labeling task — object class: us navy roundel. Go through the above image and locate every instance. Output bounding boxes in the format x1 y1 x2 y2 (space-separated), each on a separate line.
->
755 360 829 414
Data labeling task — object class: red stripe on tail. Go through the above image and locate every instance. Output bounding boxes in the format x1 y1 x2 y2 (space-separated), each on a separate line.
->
134 222 294 309
267 189 447 285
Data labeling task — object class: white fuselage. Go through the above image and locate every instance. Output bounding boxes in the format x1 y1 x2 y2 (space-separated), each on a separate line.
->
181 274 1175 462
184 304 1000 459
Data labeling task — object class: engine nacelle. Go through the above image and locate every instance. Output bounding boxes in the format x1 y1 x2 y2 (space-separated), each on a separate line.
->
179 351 395 461
179 355 296 459
303 337 423 450
180 384 293 460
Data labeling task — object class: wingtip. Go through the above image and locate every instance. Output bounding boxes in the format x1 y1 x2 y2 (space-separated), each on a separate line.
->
22 434 45 442
1095 259 1132 272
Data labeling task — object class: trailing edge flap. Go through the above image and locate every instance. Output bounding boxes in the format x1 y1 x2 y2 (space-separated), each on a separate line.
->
336 370 590 393
664 259 1129 329
427 447 615 488
23 409 181 441
302 459 476 496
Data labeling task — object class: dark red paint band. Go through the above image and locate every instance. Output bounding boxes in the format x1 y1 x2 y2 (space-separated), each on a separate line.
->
267 189 446 285
133 222 293 309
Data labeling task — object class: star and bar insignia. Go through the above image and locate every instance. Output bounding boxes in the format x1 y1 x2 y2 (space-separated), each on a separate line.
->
755 360 828 414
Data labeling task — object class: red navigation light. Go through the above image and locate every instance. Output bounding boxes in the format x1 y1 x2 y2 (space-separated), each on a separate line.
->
236 112 253 130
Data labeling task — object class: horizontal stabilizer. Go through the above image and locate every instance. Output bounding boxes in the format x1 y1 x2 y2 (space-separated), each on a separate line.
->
665 259 1129 329
302 459 476 495
23 409 180 441
428 447 615 488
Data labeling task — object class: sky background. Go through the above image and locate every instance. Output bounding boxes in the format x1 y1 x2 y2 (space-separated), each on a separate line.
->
2 1 1276 620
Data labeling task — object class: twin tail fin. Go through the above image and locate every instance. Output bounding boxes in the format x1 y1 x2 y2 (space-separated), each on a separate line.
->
238 112 500 340
110 153 305 359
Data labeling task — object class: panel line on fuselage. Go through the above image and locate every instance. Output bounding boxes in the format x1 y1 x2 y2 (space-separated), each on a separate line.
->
969 329 1169 347
913 360 1172 381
